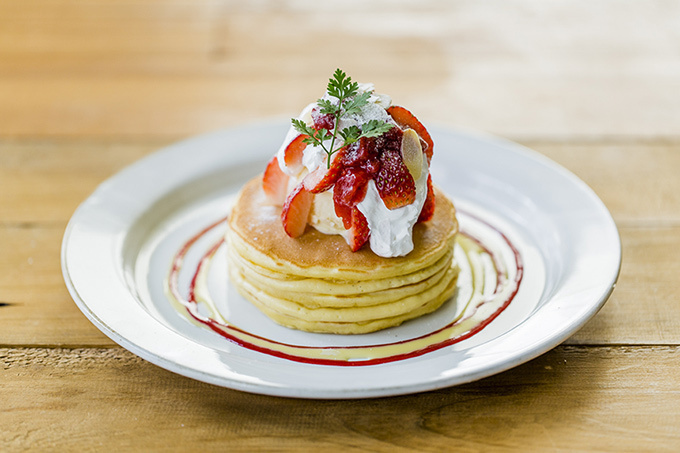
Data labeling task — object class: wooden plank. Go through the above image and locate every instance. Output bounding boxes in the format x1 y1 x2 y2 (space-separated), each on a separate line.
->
0 224 677 347
0 287 112 346
0 1 675 449
0 140 679 346
567 226 680 345
0 0 217 56
0 1 679 139
0 225 113 346
1 345 679 450
529 141 680 226
2 140 680 225
0 140 159 224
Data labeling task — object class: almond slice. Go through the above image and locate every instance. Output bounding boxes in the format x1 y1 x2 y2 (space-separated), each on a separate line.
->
401 128 423 180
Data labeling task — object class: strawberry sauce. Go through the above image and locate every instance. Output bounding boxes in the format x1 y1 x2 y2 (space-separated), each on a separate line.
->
166 212 523 367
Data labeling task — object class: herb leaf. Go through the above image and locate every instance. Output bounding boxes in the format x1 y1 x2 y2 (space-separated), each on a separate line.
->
326 68 359 100
292 118 332 151
316 98 339 116
291 118 316 142
342 91 371 116
338 125 362 145
360 119 394 138
293 69 393 168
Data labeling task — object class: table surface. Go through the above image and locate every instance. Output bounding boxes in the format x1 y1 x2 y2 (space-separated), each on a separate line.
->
2 1 680 450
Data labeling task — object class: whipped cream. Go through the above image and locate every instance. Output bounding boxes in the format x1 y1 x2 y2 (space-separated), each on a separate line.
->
276 103 314 177
357 154 429 257
276 84 429 258
278 84 395 178
308 190 347 237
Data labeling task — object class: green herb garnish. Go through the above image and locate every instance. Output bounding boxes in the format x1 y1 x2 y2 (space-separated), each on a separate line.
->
292 69 393 168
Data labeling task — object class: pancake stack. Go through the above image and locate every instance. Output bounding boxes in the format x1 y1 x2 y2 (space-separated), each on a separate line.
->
226 177 460 334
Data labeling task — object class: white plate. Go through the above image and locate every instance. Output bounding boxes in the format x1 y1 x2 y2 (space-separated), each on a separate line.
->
62 122 621 399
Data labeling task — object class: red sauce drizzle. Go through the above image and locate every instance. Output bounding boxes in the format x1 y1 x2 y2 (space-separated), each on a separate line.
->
168 212 523 367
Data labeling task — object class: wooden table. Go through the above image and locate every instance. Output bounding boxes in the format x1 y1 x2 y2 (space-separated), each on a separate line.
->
2 1 679 450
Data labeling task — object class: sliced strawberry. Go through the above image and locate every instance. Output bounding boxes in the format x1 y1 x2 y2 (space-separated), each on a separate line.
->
339 136 381 180
334 202 353 230
281 182 313 238
375 136 416 210
387 105 434 163
262 156 289 205
333 168 370 207
352 178 369 206
311 106 335 131
333 167 371 230
347 207 370 252
283 134 309 170
417 174 435 223
302 147 346 193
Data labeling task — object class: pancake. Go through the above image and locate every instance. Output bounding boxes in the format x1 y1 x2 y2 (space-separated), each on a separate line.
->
228 247 455 304
226 176 459 334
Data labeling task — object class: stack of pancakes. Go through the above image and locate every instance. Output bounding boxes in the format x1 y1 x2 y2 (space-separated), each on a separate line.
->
226 177 459 334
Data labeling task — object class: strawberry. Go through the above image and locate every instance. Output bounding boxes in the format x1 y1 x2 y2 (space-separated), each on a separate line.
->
340 137 380 177
374 129 416 210
281 182 313 238
311 106 335 131
334 202 353 231
387 105 434 163
333 167 370 207
347 207 370 252
417 174 435 223
302 147 346 193
262 156 289 205
333 167 370 230
283 133 308 171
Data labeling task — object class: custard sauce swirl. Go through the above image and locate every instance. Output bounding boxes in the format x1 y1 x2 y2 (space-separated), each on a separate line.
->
165 213 522 366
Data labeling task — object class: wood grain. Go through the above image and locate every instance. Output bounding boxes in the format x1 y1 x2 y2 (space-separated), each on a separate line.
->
2 140 679 225
1 1 679 139
567 226 680 345
1 140 679 346
0 140 159 224
1 0 679 450
2 346 680 451
1 223 677 347
528 141 680 226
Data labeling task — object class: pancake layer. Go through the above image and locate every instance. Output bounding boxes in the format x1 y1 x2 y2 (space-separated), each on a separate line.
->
226 176 459 334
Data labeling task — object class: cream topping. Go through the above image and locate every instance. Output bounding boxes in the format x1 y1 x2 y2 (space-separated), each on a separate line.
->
356 154 430 257
276 84 429 258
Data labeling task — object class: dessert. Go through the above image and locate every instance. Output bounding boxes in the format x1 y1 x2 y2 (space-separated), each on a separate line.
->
226 69 459 334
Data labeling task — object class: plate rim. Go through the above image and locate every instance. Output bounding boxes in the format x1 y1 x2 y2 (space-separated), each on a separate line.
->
61 120 622 399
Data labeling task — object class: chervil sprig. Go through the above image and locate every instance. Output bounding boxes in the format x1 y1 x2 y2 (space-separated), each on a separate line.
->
291 69 393 168
357 119 394 139
342 91 372 116
326 68 359 102
292 118 330 148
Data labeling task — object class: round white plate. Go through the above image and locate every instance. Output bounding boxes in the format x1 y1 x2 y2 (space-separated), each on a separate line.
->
62 121 621 399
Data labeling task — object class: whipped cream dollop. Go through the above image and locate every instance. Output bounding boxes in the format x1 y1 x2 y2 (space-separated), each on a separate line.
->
276 84 430 258
357 155 429 257
277 84 393 178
